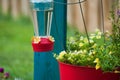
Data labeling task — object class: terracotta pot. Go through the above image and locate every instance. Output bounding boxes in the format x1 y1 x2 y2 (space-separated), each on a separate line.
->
102 72 120 80
58 61 102 80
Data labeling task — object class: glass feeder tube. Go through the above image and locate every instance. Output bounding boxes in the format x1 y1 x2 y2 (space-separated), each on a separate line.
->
31 0 53 37
31 0 54 52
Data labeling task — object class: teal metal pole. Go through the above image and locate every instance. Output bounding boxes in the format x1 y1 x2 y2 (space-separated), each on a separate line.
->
34 0 67 80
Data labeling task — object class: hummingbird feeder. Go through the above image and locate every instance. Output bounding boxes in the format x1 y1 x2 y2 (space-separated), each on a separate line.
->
31 0 54 52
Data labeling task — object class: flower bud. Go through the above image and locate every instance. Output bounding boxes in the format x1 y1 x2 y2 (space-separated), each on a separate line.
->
0 68 4 73
4 72 9 79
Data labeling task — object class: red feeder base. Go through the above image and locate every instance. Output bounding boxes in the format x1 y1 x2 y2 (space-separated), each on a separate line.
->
58 61 102 80
32 37 54 52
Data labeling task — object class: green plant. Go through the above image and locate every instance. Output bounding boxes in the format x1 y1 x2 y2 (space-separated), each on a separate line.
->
110 1 120 65
54 29 120 72
54 1 120 73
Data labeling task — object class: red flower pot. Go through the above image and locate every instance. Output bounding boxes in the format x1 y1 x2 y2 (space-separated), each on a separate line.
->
58 61 103 80
102 72 120 80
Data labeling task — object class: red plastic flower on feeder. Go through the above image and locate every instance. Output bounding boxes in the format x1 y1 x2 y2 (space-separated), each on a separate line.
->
48 36 55 42
32 36 41 43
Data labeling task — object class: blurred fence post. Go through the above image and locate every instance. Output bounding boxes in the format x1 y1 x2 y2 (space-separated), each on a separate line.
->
0 0 1 8
0 0 114 31
102 0 112 31
67 0 114 32
1 0 9 14
76 2 87 32
21 0 30 16
11 0 21 19
67 1 87 32
87 0 99 32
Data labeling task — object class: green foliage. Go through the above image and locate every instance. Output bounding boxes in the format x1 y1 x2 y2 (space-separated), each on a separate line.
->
55 29 120 72
110 1 120 65
55 1 120 73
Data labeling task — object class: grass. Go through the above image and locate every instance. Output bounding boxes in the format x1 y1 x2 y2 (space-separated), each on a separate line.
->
0 14 34 80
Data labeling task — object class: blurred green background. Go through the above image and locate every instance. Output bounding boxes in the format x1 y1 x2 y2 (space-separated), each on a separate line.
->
0 13 34 79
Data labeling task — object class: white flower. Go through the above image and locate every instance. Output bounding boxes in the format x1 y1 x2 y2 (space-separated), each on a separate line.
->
90 39 94 43
80 36 84 41
84 38 88 43
96 35 101 39
89 51 93 56
69 37 75 43
105 30 110 37
105 30 109 34
92 44 97 48
79 50 83 53
70 53 75 56
90 34 95 39
91 34 95 36
83 50 87 53
58 51 66 59
92 51 96 55
68 57 72 60
79 43 84 47
97 31 102 36
95 29 102 39
109 51 112 55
